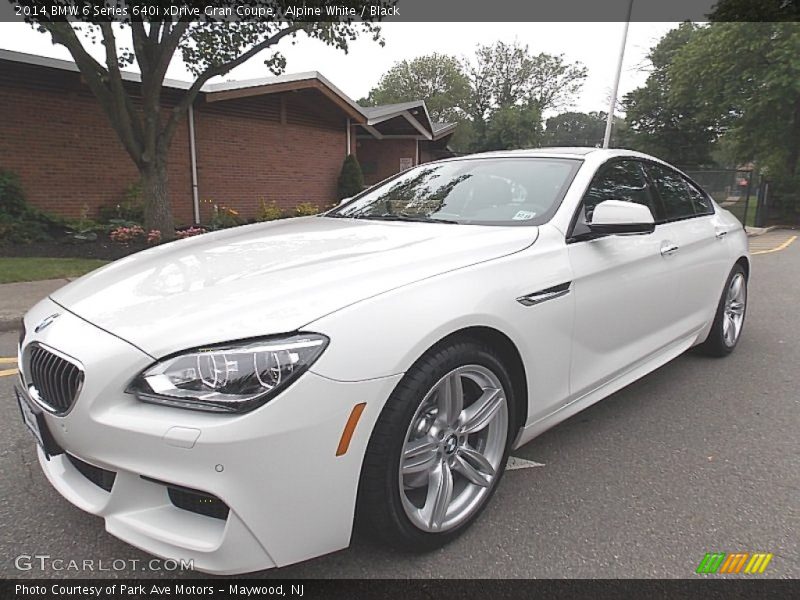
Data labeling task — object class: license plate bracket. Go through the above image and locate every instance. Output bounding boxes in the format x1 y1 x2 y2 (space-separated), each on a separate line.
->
15 386 64 459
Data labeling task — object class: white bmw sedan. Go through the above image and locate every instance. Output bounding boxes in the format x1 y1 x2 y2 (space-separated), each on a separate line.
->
16 148 748 574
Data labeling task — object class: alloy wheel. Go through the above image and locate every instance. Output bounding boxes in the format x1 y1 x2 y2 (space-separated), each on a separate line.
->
398 365 508 533
722 272 746 347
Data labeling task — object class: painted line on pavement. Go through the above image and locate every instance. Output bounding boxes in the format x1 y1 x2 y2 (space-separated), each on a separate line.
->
751 235 797 255
0 368 19 378
0 357 17 364
507 456 545 470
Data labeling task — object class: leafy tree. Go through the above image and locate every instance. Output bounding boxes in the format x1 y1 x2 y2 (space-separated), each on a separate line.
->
361 53 470 123
621 23 716 167
16 1 387 236
464 41 587 151
543 111 607 147
670 21 800 191
482 104 543 151
708 0 800 22
337 154 364 200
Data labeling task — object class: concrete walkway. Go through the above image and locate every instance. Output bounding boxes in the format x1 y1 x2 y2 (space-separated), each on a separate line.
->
0 279 69 332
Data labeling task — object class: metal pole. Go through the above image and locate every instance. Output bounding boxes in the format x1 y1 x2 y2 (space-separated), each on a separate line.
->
188 104 200 225
743 171 752 227
603 0 634 149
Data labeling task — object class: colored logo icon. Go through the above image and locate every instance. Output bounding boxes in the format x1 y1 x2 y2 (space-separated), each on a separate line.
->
696 552 773 574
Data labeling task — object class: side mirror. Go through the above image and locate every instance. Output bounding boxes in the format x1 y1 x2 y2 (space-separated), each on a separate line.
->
338 196 353 206
588 200 655 235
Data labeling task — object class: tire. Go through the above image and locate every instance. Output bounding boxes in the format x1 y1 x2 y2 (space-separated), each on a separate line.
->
696 263 747 357
356 339 517 551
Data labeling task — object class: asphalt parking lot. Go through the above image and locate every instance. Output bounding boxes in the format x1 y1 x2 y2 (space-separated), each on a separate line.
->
1 237 797 579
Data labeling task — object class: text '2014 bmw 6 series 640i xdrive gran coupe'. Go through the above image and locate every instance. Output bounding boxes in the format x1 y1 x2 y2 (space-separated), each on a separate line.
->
15 148 748 574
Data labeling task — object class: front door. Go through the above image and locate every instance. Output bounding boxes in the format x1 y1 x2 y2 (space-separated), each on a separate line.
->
566 159 680 398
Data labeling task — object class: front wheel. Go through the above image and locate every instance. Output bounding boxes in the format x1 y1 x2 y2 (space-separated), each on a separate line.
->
697 264 747 357
356 340 516 550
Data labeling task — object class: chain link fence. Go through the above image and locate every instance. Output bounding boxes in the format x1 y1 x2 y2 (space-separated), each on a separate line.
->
682 169 755 226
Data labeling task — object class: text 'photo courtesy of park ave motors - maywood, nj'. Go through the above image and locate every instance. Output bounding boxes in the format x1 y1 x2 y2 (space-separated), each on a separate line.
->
0 0 798 597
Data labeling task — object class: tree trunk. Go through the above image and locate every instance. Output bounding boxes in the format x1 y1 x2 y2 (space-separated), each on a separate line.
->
140 158 175 238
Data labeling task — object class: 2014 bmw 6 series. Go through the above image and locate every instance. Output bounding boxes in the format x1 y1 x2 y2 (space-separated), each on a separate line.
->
16 148 749 574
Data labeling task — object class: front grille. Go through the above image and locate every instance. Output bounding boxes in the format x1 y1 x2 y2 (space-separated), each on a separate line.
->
26 344 83 414
66 454 116 492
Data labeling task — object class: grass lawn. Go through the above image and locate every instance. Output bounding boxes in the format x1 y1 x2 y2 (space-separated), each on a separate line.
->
0 257 108 284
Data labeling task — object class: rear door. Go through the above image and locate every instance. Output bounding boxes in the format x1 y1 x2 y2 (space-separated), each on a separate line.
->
643 162 731 337
566 159 680 398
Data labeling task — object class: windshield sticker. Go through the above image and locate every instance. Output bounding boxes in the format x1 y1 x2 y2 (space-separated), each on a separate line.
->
512 210 536 220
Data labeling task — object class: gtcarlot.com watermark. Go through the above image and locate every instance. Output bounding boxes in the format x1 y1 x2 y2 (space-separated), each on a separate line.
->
14 553 194 572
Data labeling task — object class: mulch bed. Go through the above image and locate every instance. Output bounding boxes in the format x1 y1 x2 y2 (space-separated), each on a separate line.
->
0 239 148 261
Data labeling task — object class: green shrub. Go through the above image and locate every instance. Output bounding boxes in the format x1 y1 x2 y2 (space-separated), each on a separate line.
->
0 170 28 216
337 154 364 200
97 182 145 224
207 202 243 230
294 202 320 217
64 205 103 244
0 169 64 245
257 200 284 221
0 214 52 245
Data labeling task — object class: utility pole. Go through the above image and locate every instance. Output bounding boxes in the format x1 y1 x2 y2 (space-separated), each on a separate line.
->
603 0 634 149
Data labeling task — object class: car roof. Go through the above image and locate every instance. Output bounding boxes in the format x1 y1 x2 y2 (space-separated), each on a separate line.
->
453 147 659 161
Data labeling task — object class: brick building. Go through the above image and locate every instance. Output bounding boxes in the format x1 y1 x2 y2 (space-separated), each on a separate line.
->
0 50 456 225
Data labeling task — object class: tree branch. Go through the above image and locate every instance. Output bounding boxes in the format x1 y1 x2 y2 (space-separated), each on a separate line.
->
99 23 145 164
161 23 305 147
43 23 144 164
130 21 151 74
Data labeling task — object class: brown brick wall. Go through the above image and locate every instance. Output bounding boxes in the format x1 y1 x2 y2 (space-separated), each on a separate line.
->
0 59 428 227
194 92 347 221
0 63 195 224
357 138 418 185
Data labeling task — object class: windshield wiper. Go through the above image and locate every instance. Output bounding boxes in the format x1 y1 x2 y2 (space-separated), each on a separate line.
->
352 214 459 225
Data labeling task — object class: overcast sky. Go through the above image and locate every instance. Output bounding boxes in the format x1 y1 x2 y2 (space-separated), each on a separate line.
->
0 22 678 116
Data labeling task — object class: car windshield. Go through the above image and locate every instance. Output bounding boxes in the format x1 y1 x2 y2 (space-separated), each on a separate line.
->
327 157 581 225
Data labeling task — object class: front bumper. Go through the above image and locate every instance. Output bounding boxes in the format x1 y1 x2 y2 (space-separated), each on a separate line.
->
20 298 401 574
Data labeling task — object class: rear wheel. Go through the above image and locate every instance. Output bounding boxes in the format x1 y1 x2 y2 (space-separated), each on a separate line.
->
697 264 747 357
357 340 516 550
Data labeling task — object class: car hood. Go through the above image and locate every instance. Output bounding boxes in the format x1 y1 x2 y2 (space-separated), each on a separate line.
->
51 216 537 357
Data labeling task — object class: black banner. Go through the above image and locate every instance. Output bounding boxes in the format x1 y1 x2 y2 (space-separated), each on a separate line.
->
2 0 800 23
2 579 798 600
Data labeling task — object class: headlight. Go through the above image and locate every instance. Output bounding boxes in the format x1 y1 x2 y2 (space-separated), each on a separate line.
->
127 333 328 413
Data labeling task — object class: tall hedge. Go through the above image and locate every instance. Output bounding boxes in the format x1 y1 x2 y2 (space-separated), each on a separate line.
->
337 154 364 200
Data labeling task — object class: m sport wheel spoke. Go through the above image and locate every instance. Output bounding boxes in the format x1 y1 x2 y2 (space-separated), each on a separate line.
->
401 437 439 475
459 388 504 435
453 446 495 487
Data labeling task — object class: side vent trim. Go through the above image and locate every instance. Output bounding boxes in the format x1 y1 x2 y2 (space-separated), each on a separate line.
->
516 282 572 307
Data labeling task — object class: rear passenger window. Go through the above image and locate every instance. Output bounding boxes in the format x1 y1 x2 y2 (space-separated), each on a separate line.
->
646 163 709 220
685 180 714 215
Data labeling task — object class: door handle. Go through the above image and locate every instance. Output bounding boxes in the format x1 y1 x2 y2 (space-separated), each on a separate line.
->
715 228 728 240
660 243 679 257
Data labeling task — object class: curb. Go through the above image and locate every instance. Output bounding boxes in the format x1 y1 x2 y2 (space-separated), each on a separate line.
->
746 225 777 237
0 318 21 333
0 278 71 335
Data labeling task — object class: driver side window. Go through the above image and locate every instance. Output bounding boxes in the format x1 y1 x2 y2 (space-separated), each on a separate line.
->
572 160 655 237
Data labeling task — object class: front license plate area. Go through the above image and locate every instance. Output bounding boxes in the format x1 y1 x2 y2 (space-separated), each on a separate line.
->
15 386 63 459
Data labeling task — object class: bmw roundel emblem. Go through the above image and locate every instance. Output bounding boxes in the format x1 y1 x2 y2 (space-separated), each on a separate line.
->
34 313 61 333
